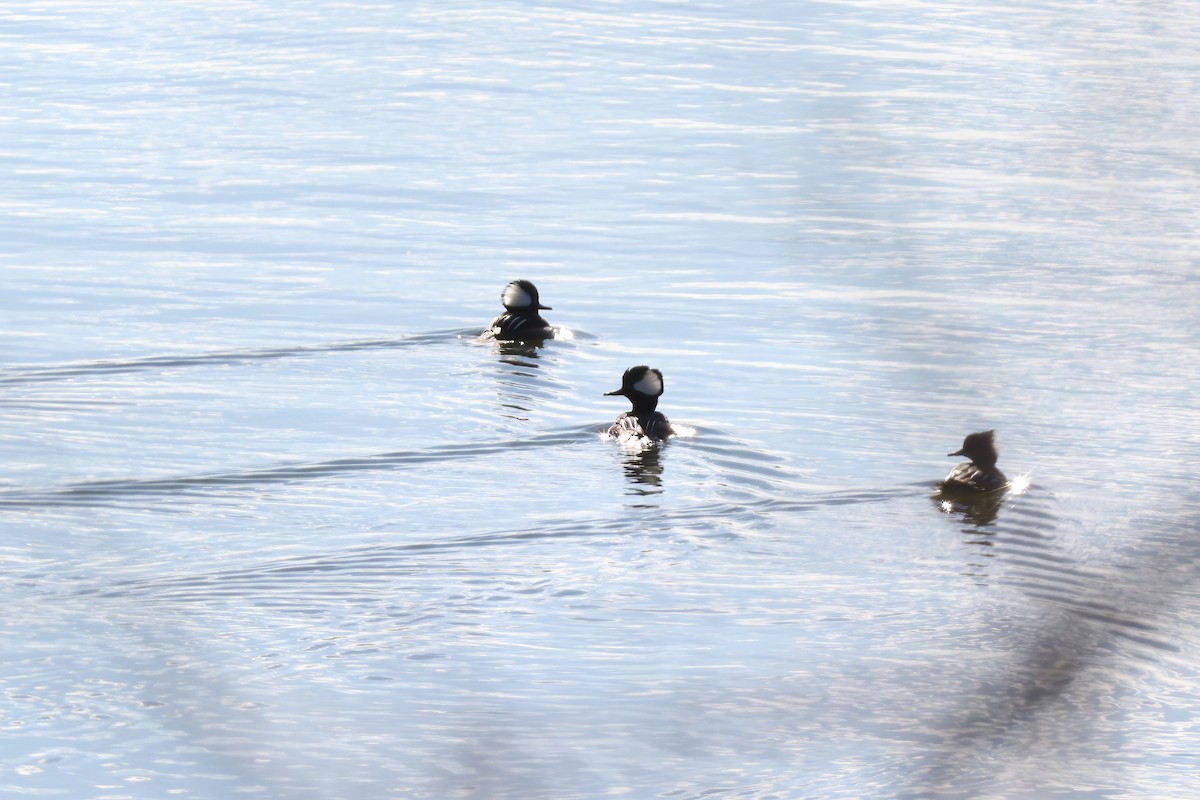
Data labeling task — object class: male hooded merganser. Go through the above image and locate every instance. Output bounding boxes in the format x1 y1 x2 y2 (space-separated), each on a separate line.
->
604 365 673 442
486 279 554 340
941 430 1007 494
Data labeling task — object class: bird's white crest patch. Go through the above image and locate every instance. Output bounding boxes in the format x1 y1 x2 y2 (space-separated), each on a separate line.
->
503 283 532 309
632 371 662 396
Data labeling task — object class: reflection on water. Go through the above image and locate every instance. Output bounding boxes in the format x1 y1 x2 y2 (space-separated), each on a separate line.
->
482 329 587 422
490 340 547 422
494 341 544 364
934 487 1007 527
618 440 666 495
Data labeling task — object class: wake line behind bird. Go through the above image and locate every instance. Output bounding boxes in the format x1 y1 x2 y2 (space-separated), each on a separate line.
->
0 330 473 387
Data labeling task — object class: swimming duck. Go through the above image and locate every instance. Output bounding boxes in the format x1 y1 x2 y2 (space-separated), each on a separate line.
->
604 365 674 442
486 279 554 341
941 430 1007 493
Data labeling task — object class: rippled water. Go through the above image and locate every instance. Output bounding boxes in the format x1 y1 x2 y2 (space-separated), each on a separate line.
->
2 2 1198 798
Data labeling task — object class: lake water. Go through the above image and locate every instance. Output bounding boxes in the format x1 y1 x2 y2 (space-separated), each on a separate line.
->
2 2 1198 798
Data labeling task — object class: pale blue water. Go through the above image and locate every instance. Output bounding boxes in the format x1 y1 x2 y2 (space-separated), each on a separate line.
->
2 2 1199 799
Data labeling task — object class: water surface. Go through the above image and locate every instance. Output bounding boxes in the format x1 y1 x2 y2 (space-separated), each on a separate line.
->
2 2 1198 798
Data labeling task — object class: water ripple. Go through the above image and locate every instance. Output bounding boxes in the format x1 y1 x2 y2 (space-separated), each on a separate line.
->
0 426 599 507
73 485 919 608
949 487 1181 655
0 328 477 386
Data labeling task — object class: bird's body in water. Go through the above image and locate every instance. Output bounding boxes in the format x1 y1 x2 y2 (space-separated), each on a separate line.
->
486 279 554 341
604 366 673 443
940 430 1007 494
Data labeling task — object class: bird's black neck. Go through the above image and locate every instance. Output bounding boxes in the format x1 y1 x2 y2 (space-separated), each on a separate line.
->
629 395 659 417
971 452 997 469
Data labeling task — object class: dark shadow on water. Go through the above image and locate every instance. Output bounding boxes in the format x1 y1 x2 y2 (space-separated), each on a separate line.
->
901 486 1200 797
